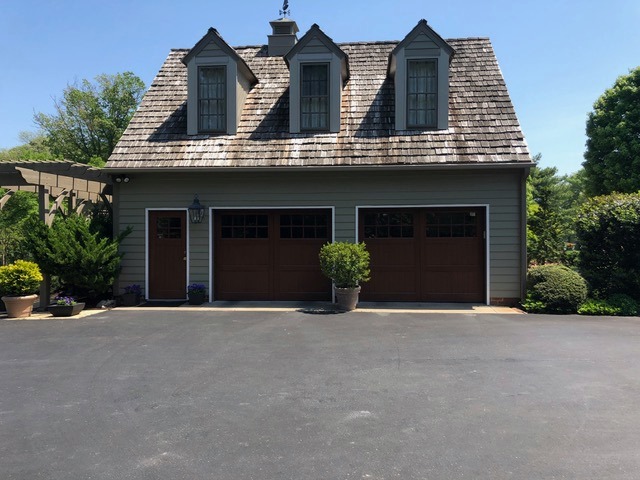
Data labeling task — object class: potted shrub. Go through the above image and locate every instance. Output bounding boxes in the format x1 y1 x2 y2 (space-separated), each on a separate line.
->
48 296 85 317
121 284 142 306
319 241 371 311
187 283 207 305
0 260 43 318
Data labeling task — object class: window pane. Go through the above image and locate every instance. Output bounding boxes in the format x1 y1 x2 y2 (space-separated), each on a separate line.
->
301 64 329 131
198 66 226 132
407 60 437 128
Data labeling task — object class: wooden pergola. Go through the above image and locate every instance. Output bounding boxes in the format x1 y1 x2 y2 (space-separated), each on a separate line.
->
0 160 113 308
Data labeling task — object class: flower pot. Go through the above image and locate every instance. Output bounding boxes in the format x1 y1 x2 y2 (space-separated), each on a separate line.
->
188 292 206 305
121 293 141 307
1 294 38 318
48 302 85 317
334 286 361 311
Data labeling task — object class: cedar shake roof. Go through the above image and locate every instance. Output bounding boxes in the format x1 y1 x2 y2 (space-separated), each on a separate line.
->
106 38 531 170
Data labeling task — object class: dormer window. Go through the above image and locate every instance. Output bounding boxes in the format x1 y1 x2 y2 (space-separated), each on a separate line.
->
301 63 329 131
198 66 226 132
388 20 454 132
182 28 257 136
285 24 349 134
407 60 437 129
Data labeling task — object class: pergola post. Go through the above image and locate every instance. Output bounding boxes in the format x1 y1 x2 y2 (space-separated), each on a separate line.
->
38 185 51 311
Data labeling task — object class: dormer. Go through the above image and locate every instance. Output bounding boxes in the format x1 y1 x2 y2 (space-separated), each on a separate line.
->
285 24 349 134
388 20 454 131
182 28 258 135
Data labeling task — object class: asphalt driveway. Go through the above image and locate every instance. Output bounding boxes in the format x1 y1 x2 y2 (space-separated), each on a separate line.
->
1 309 639 479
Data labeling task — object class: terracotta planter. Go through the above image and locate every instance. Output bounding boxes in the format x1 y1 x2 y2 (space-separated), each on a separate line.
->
334 286 361 311
1 294 38 318
48 302 85 317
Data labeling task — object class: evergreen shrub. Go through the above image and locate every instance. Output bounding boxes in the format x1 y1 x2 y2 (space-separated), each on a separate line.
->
576 193 640 298
524 264 587 314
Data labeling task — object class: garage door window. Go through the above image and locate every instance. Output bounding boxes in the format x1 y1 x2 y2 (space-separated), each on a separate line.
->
425 212 477 237
280 214 328 239
221 214 269 239
363 212 413 238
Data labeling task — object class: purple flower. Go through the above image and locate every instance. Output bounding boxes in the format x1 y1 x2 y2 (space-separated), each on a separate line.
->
187 283 206 294
55 296 77 306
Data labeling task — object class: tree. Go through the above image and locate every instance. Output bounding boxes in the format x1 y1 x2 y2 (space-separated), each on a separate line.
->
0 132 59 161
576 192 640 299
527 161 569 264
0 191 38 265
34 72 145 166
583 67 640 196
23 214 130 301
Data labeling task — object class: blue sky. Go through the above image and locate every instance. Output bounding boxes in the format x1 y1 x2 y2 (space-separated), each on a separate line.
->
1 0 638 174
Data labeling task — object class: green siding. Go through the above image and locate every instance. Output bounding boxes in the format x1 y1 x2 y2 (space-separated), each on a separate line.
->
115 168 524 301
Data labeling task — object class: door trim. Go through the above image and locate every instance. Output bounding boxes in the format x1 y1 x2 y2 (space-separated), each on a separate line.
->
145 208 190 301
355 204 490 305
209 206 336 302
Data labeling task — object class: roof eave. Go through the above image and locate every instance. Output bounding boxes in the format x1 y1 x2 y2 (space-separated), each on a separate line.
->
104 161 535 174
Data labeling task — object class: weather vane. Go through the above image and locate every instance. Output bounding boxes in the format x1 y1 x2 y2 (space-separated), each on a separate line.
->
280 0 290 17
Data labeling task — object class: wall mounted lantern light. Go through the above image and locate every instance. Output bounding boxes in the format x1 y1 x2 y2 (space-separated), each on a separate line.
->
188 194 205 224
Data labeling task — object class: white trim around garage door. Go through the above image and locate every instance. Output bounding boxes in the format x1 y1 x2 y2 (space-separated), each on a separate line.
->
145 208 190 301
208 206 336 302
355 204 491 306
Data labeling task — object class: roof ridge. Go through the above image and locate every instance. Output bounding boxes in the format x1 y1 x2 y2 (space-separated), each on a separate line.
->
170 37 491 53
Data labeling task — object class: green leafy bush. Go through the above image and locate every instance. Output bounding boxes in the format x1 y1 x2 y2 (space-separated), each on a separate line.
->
576 193 640 298
319 242 370 288
607 293 639 316
23 215 129 300
525 264 588 314
578 299 620 316
520 294 546 313
578 294 639 316
0 260 43 296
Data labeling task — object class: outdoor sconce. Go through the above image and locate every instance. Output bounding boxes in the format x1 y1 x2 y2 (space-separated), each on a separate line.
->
114 174 130 183
188 194 205 224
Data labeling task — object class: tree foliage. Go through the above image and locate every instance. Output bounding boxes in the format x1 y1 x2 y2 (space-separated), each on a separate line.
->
583 66 640 196
526 159 585 265
0 191 39 266
0 132 59 162
576 192 640 298
23 214 130 300
34 72 145 165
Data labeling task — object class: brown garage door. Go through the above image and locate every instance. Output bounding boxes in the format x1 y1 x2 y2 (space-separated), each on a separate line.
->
213 210 332 301
360 208 485 303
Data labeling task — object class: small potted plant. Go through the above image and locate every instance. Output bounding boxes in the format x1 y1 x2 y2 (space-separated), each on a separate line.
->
319 241 371 311
121 284 142 306
187 283 207 305
0 260 43 318
48 296 85 317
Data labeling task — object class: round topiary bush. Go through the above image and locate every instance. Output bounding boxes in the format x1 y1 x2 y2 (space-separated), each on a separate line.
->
0 260 43 296
319 241 370 288
525 264 588 314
